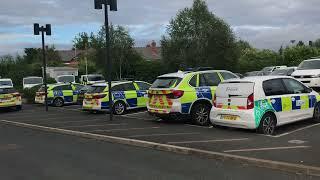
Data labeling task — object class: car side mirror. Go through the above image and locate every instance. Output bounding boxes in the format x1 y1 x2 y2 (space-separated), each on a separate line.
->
306 88 313 93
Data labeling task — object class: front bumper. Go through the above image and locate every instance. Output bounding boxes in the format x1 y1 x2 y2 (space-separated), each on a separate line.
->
210 107 256 129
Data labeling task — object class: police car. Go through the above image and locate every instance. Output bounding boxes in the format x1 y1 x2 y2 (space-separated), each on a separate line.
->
210 76 320 135
35 83 84 107
82 81 151 115
147 70 239 125
0 87 22 110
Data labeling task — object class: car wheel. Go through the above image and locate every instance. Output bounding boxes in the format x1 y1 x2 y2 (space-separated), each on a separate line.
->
113 101 126 115
53 98 64 107
258 113 276 135
313 103 320 122
191 103 211 126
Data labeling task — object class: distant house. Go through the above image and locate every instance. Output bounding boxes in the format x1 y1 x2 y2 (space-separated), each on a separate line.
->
46 66 79 80
134 41 162 61
57 49 84 67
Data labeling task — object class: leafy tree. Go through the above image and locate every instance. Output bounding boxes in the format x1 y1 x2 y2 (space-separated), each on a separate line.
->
161 0 239 72
237 40 252 53
297 41 305 47
314 39 320 48
73 32 90 50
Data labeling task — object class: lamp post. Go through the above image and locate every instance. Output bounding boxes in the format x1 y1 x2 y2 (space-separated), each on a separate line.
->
34 23 51 112
94 0 117 121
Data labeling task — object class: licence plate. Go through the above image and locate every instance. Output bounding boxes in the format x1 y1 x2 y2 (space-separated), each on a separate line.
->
222 115 238 121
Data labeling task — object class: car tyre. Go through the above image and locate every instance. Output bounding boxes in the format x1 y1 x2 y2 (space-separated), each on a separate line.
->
53 98 64 107
191 103 211 126
258 113 276 135
313 103 320 122
113 101 126 115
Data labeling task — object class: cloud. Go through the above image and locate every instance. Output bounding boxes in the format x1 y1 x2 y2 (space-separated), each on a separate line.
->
1 0 320 54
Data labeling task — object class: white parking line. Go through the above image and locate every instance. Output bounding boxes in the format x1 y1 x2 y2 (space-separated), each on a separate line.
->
274 123 320 138
59 123 128 128
89 127 160 133
47 119 104 124
129 132 200 138
168 138 249 144
224 146 311 153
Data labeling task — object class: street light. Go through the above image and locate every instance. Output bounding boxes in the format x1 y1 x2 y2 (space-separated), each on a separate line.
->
94 0 117 121
34 23 51 112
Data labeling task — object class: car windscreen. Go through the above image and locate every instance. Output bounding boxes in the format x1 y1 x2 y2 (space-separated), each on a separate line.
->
151 77 182 88
57 76 75 83
270 69 289 75
0 81 12 87
88 75 105 81
24 77 42 84
298 60 320 70
0 88 16 94
87 86 106 93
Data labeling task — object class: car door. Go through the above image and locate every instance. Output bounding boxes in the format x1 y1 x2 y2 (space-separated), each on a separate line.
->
282 78 314 122
72 84 84 102
262 79 291 125
61 85 74 103
123 82 138 108
135 82 151 107
198 72 221 102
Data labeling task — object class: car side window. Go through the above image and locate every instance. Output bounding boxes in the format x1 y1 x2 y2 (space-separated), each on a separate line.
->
74 85 84 91
136 82 151 90
112 84 125 91
189 75 197 87
199 72 221 87
263 79 287 96
53 86 62 91
61 85 72 91
283 79 308 94
220 72 238 80
124 83 136 91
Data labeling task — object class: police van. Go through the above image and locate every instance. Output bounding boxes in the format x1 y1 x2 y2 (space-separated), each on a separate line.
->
210 76 320 135
82 81 151 115
147 70 239 125
35 83 84 107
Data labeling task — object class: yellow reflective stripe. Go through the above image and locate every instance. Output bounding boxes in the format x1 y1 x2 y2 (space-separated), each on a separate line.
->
281 96 292 111
301 95 309 109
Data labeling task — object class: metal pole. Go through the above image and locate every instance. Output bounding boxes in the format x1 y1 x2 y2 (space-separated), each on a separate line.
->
41 28 48 112
85 44 88 75
105 5 113 121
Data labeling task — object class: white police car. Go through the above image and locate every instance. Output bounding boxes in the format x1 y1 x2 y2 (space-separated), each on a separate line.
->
210 76 320 135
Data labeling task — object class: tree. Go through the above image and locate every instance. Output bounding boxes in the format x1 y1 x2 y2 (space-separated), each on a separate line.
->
314 39 320 48
297 41 305 47
73 32 90 50
161 0 239 72
237 40 252 54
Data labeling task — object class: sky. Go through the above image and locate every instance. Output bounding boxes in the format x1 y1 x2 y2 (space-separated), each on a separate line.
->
0 0 319 55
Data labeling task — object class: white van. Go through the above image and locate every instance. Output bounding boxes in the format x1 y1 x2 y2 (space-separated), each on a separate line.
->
291 59 320 91
0 79 13 88
56 75 75 83
23 76 43 89
210 76 319 135
80 74 105 85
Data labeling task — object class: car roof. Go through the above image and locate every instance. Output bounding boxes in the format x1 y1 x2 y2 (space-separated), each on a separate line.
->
223 76 295 83
303 59 320 61
23 76 42 79
158 70 233 78
0 78 12 81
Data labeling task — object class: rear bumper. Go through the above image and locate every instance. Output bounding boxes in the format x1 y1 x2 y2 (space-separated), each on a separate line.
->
147 100 182 114
210 107 256 129
34 96 53 105
82 99 108 111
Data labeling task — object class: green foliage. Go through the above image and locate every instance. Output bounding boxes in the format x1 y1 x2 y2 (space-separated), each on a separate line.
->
161 0 239 72
20 85 41 103
133 61 168 83
283 46 320 66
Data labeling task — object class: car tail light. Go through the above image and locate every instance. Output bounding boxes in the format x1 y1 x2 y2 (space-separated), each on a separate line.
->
213 94 217 107
166 90 184 99
247 93 254 109
93 94 106 99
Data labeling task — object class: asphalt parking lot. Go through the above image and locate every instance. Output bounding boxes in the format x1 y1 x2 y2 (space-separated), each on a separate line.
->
1 104 320 169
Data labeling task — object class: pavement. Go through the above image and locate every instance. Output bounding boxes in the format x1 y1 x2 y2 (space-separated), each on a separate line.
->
1 104 320 177
0 124 314 180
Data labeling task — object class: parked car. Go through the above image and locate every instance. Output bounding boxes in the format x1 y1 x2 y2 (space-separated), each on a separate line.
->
77 85 91 104
35 83 84 107
80 74 105 85
270 67 297 76
0 79 13 88
210 76 319 135
261 66 287 75
244 71 264 77
83 81 151 115
56 75 76 83
23 76 43 89
0 87 22 110
291 59 320 91
147 70 239 125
